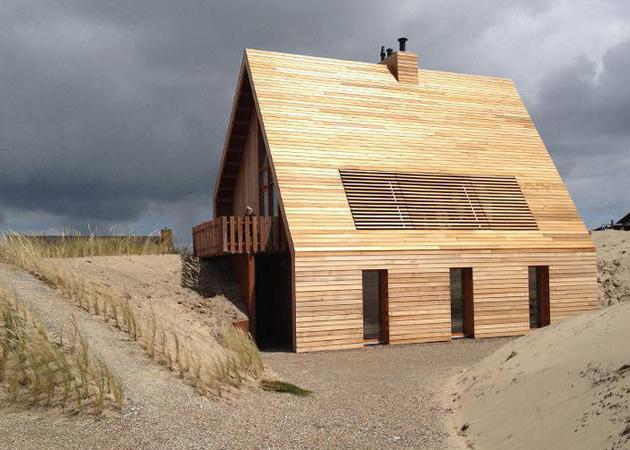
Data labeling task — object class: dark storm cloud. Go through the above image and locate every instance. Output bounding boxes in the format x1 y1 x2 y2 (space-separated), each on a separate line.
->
534 40 630 154
531 38 630 225
0 0 400 232
0 0 628 240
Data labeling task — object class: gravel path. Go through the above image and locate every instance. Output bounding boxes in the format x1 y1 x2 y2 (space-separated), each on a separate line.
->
0 262 507 449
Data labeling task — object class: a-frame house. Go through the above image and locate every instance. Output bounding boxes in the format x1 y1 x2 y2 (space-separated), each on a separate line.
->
193 41 598 352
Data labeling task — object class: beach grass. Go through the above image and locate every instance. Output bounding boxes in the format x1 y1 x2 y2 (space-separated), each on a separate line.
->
0 231 265 399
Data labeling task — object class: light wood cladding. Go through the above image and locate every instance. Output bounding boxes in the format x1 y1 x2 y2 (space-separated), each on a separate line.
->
208 49 599 352
294 249 597 352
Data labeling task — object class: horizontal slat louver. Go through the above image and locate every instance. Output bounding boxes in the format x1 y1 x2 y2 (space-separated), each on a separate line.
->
340 170 538 230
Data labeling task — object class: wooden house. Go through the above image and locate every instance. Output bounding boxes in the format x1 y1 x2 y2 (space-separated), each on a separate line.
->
193 40 598 352
594 212 630 231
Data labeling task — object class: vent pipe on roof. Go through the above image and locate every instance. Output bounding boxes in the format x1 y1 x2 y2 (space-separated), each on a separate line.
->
386 48 393 57
380 46 386 62
398 37 408 52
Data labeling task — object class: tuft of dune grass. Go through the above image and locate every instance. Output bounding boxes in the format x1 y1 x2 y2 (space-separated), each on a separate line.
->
0 231 264 400
0 287 123 414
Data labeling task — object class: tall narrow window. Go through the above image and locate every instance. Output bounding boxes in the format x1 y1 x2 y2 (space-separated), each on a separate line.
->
529 266 550 328
450 268 474 338
258 134 277 217
362 270 388 344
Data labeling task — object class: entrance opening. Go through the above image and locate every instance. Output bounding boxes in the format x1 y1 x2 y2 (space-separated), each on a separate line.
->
450 268 474 338
255 253 292 350
529 266 550 328
362 270 388 344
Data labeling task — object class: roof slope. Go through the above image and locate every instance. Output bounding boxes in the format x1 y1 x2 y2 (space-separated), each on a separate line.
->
244 49 593 253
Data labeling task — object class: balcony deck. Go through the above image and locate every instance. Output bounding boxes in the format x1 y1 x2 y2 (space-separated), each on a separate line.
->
192 216 283 258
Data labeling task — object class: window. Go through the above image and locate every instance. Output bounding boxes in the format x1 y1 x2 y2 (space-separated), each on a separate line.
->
340 169 538 230
258 134 278 217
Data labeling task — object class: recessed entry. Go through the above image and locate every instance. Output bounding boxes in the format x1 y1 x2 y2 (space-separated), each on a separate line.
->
450 268 474 338
362 270 388 344
529 266 550 328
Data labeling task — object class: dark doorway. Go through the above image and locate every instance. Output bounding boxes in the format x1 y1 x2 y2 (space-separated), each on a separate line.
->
362 270 388 344
255 253 292 350
450 268 474 338
529 266 550 328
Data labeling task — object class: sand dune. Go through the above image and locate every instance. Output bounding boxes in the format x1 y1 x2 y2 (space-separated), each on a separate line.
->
451 230 630 449
593 230 630 306
452 302 630 449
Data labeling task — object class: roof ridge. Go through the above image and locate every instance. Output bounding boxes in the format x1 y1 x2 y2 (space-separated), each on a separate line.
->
244 48 512 82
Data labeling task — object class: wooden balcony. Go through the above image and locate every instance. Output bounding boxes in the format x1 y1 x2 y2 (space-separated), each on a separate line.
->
193 216 284 258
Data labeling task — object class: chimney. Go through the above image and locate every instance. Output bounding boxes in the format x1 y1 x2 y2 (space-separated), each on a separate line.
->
380 37 418 84
398 37 407 51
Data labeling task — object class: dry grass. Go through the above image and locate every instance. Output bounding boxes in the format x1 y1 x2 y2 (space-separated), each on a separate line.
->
0 230 170 259
0 287 123 414
0 232 264 399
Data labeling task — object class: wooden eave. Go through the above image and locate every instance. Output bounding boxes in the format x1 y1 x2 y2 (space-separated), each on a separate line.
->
213 58 256 213
212 50 296 255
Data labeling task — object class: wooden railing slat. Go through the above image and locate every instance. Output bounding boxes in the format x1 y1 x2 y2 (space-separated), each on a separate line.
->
216 219 220 254
228 217 233 253
221 217 230 253
252 218 259 253
236 216 243 253
244 216 251 253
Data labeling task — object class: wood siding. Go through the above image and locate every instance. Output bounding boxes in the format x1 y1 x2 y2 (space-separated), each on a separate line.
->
294 249 597 352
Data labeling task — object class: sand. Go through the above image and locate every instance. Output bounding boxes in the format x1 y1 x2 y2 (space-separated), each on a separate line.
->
593 230 630 306
451 230 630 450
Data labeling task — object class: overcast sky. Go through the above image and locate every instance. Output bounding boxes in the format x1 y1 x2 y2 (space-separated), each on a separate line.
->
1 0 629 243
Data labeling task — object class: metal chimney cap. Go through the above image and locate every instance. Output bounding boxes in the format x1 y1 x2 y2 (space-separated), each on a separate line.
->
398 37 408 52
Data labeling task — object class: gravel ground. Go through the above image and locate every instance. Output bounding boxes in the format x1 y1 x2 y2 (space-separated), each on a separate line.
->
0 262 507 449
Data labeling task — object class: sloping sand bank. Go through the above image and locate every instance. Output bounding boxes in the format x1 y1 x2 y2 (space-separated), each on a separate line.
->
51 255 247 366
53 255 245 336
451 302 630 449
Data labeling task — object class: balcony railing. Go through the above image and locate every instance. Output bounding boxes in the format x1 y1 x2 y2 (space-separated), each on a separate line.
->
192 216 283 258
